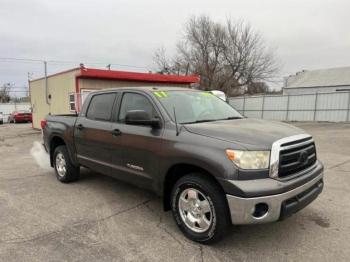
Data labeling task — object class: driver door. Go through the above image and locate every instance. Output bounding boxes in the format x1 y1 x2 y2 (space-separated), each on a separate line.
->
110 91 163 190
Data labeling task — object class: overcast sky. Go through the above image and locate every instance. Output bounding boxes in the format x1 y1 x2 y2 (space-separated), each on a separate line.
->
1 0 350 92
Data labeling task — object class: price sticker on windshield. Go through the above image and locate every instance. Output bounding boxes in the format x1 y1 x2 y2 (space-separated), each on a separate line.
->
201 92 215 97
153 91 168 98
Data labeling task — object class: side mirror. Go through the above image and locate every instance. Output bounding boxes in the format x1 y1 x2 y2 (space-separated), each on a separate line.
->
125 110 161 128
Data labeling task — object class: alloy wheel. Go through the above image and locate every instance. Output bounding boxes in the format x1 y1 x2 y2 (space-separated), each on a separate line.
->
178 188 213 233
55 152 66 177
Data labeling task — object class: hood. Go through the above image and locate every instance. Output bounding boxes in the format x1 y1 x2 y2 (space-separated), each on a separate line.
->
184 118 306 149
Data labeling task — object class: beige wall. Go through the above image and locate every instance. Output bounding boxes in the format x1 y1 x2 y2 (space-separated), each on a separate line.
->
30 69 79 129
79 78 189 90
78 79 190 108
30 73 191 129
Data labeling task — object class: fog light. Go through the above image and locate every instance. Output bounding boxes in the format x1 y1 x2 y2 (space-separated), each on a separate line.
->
252 203 269 218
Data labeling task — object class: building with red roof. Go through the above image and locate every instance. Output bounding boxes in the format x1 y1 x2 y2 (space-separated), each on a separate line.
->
29 66 199 128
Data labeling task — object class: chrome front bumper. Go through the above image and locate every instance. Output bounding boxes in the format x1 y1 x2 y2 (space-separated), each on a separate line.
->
226 173 323 225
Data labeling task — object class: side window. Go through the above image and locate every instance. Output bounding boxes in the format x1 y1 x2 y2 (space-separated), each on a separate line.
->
86 93 116 121
69 93 76 111
118 93 157 122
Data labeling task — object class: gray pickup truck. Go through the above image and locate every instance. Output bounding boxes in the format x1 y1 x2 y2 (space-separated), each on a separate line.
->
42 87 324 244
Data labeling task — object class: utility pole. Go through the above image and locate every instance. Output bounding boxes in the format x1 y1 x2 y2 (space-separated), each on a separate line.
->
44 61 50 105
27 72 33 98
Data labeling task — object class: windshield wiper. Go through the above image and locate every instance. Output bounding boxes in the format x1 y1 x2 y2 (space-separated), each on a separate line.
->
182 117 243 124
218 116 243 121
181 119 218 124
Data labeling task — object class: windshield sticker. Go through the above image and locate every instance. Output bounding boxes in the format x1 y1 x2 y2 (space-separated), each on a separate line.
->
154 91 162 97
153 91 168 98
201 92 214 97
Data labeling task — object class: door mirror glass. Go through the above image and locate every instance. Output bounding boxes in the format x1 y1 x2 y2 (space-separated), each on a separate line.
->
125 110 161 128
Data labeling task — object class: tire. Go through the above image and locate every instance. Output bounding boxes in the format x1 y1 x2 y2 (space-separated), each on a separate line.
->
53 145 80 183
171 173 231 244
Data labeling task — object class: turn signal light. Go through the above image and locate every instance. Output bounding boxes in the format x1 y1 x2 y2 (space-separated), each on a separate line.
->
226 149 235 161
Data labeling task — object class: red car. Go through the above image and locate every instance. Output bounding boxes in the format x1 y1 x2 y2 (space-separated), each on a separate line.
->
8 110 32 123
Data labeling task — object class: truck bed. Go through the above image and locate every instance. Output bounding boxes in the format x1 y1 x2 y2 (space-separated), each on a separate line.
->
46 114 77 125
44 114 79 161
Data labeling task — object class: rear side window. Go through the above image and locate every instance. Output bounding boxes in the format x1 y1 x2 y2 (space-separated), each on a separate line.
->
86 93 116 121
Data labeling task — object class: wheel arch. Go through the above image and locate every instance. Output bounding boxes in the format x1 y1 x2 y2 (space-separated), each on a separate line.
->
49 135 66 167
162 163 227 211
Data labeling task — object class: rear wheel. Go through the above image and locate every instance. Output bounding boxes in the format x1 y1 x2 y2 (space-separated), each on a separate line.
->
171 173 231 244
53 145 80 183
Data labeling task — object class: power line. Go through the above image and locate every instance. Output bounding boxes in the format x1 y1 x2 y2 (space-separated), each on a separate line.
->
0 57 155 70
3 87 28 90
0 57 43 62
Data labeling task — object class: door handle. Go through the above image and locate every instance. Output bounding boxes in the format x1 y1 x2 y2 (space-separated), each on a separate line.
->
111 129 122 136
76 124 84 130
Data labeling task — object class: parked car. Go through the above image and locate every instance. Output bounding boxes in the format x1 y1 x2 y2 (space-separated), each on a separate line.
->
42 87 324 244
0 112 3 124
8 110 32 123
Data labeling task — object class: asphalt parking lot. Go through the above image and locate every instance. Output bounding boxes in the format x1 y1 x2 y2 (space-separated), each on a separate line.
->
0 122 349 262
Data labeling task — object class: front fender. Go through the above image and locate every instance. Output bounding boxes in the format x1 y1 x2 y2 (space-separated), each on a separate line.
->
155 130 240 195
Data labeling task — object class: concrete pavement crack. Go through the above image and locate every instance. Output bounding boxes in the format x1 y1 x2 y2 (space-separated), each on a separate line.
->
0 229 64 245
199 245 204 262
0 174 44 182
326 159 350 170
0 198 152 245
87 198 153 224
144 201 185 248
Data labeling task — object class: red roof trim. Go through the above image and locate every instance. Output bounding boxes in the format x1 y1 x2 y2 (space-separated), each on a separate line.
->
29 67 81 82
76 68 199 84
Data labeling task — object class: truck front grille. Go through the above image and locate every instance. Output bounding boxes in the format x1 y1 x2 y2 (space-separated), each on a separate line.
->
278 136 317 178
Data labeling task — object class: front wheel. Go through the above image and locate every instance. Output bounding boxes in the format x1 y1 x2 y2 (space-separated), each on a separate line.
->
171 173 231 244
53 145 80 183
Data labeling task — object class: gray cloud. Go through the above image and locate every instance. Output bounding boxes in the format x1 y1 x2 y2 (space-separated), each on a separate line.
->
1 0 349 89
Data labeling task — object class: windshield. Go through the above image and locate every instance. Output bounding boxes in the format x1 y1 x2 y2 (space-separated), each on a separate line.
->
154 90 242 124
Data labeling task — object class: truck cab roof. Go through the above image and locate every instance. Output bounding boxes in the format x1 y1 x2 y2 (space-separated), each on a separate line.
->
90 86 196 94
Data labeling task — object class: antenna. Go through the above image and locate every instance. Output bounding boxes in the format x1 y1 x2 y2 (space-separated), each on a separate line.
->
173 107 179 136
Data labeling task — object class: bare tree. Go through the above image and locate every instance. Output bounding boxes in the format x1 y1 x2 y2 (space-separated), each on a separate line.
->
175 16 227 90
153 47 174 74
154 15 279 95
246 82 269 95
223 20 278 89
0 83 11 103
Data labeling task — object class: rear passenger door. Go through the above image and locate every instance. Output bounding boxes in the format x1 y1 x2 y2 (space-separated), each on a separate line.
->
110 91 163 190
74 92 118 175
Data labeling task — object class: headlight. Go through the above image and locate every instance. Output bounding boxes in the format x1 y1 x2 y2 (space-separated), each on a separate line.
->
226 149 270 169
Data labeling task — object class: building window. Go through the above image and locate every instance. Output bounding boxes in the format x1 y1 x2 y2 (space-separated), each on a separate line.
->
69 94 76 111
